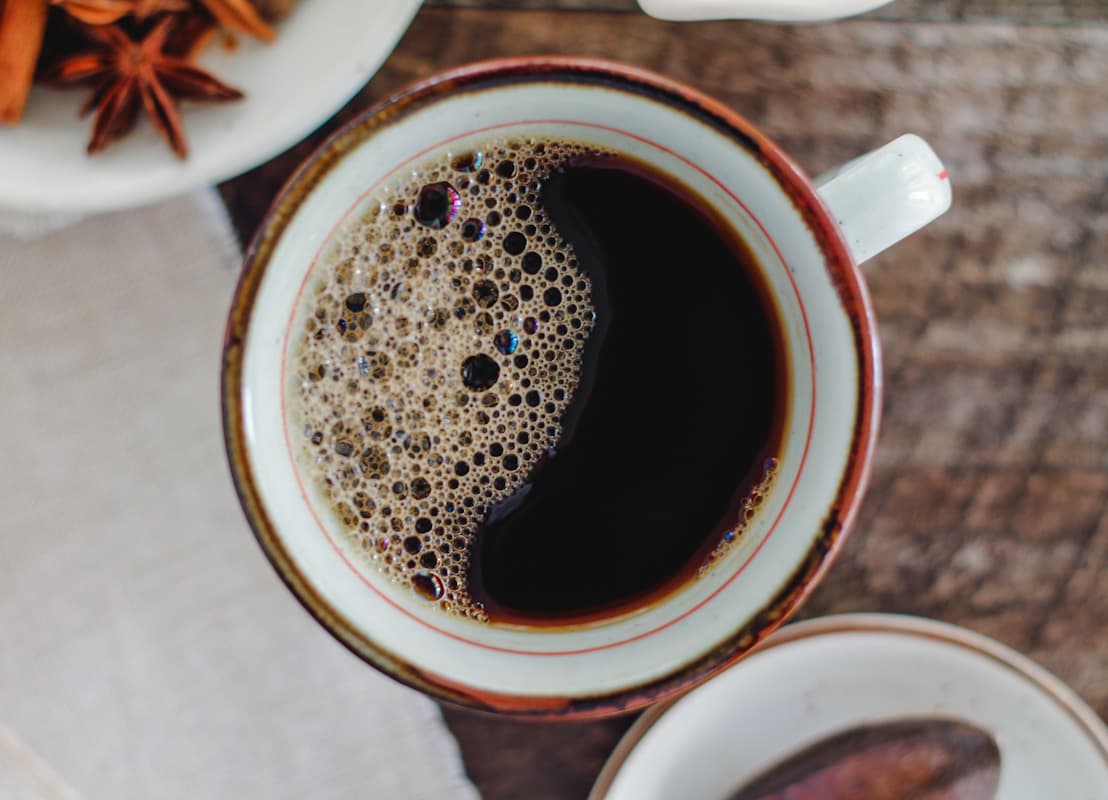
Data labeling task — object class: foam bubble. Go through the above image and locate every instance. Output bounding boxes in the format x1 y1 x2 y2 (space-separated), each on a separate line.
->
290 137 602 620
698 458 779 575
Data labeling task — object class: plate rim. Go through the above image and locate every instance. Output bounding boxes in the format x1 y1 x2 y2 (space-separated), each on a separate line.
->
0 0 423 214
589 612 1108 800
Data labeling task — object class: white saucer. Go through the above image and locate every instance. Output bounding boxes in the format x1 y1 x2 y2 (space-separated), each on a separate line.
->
0 0 421 213
591 614 1108 800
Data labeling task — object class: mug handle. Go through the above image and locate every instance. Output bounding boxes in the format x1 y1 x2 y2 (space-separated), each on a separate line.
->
814 134 952 264
637 0 894 22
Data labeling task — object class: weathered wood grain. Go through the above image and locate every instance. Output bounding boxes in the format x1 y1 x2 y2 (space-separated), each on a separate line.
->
221 7 1108 798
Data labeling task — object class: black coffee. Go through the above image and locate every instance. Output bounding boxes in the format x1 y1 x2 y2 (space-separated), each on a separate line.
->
469 157 786 623
290 137 787 626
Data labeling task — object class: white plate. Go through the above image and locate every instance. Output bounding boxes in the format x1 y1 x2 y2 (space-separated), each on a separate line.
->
592 614 1108 800
0 0 422 213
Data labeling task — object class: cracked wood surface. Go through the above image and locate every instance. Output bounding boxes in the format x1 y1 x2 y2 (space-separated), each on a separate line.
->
220 5 1108 798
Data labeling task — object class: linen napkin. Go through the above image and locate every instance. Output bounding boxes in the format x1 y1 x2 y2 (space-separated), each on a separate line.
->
0 191 480 800
0 723 81 800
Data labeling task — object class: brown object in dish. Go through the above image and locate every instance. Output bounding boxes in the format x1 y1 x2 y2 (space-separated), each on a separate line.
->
0 0 50 124
249 0 295 22
728 719 1000 800
195 0 274 41
41 16 243 158
50 0 189 25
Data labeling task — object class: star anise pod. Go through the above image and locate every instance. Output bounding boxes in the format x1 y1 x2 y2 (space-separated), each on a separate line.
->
41 17 243 158
50 0 190 26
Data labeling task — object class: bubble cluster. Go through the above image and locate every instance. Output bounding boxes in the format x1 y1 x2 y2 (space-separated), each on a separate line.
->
290 137 605 620
698 457 780 575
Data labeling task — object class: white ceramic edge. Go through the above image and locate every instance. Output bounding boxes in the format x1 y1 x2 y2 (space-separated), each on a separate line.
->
590 613 1108 799
239 78 863 698
837 614 1108 751
638 0 894 22
0 0 422 213
815 133 952 264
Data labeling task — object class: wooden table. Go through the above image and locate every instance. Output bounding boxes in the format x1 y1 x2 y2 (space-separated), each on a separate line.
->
221 2 1108 796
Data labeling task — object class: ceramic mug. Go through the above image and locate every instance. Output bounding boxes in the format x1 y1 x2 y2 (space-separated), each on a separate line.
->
639 0 895 21
222 58 950 718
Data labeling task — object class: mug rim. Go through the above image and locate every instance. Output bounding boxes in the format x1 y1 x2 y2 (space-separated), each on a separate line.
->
221 56 881 719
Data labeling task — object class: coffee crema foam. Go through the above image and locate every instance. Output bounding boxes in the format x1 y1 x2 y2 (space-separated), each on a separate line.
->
291 137 605 621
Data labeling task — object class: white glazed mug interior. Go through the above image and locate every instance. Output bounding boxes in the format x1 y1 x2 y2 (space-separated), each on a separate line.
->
223 58 879 717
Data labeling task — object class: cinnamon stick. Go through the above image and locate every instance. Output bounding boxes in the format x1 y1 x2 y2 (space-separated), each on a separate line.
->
0 0 49 124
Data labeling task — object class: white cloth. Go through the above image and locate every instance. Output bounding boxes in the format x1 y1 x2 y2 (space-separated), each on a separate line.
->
0 723 81 800
0 193 480 800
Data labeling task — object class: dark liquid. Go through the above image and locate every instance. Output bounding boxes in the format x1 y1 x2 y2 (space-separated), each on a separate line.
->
469 156 788 625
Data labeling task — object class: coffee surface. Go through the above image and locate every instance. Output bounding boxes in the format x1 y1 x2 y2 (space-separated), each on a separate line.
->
290 136 786 625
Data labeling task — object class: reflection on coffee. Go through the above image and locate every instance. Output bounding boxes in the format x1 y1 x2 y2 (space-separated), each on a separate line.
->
290 136 787 626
